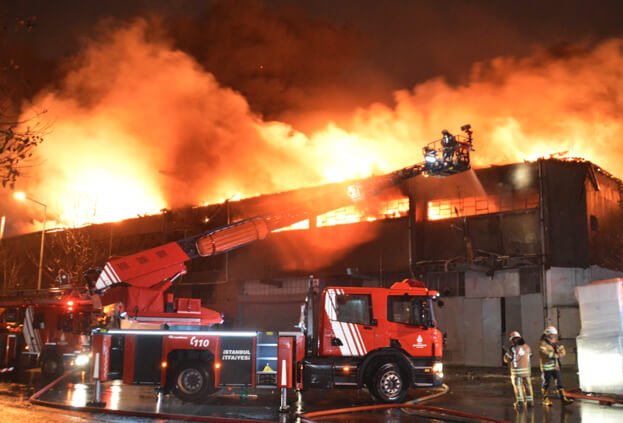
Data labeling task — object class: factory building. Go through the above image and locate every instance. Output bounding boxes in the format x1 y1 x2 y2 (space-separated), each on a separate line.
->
2 158 622 367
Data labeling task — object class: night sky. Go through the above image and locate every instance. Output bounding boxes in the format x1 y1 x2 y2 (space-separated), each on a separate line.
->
3 0 622 123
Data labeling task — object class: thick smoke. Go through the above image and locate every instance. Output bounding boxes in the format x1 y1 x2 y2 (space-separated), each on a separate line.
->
14 20 326 227
166 0 363 122
342 39 623 175
8 17 623 232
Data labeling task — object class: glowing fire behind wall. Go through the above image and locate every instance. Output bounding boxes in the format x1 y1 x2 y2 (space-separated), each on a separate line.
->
10 19 623 232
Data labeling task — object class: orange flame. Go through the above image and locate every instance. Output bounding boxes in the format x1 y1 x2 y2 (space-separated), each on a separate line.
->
10 20 623 233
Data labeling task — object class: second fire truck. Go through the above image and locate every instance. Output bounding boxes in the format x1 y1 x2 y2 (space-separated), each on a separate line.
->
89 127 473 404
0 289 92 378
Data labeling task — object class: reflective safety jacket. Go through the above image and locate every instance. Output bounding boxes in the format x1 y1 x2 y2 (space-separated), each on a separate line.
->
504 343 532 376
539 338 566 371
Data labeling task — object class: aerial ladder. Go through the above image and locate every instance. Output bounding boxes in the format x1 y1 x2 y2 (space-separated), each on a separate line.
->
87 125 474 329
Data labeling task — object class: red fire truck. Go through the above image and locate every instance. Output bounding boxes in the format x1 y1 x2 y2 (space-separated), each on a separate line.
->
94 278 442 404
88 127 473 404
0 289 93 378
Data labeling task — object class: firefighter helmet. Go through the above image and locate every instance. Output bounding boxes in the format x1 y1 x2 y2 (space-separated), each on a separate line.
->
508 331 521 341
544 326 558 336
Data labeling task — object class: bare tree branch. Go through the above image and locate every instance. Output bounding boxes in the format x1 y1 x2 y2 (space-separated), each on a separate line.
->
0 245 25 291
0 110 46 188
45 228 108 289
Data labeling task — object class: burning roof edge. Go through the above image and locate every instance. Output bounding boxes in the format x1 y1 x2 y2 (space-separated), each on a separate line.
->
6 158 622 241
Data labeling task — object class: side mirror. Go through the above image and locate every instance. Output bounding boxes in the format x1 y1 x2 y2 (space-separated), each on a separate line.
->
370 318 378 326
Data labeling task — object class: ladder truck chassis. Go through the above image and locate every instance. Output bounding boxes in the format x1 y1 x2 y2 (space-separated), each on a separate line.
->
86 126 473 405
91 280 444 404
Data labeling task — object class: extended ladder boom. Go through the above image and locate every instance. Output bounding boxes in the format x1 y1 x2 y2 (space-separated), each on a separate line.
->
90 125 474 324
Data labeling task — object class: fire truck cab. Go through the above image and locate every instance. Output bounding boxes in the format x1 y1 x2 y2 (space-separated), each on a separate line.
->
93 278 442 404
309 280 443 402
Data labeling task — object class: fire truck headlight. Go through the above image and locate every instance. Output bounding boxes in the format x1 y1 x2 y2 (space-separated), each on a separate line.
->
75 354 90 367
432 362 443 376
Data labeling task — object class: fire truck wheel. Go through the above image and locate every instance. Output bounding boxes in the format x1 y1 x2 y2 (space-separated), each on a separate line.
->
172 361 213 402
370 363 408 403
41 356 64 379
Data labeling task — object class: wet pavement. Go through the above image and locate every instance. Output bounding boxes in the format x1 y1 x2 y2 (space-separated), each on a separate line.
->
423 370 623 423
2 366 623 422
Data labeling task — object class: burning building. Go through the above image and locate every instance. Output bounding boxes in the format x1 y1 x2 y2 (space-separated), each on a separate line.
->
197 157 623 367
1 157 622 367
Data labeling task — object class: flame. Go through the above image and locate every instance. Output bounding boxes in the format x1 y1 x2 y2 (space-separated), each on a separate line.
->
278 197 409 231
427 192 540 221
8 20 623 234
60 168 164 225
307 124 391 182
21 106 167 227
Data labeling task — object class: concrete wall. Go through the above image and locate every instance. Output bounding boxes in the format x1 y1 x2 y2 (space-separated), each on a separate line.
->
436 297 502 366
544 265 623 368
436 294 543 367
437 265 623 368
437 269 544 367
502 293 543 358
520 293 544 357
465 270 520 298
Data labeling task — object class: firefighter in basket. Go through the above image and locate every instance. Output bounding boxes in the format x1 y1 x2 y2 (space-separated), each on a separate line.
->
539 326 574 406
504 330 534 408
441 129 458 163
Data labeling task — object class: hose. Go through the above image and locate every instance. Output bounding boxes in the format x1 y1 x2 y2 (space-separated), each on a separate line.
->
406 383 450 404
301 403 510 423
301 384 511 423
565 388 623 405
30 368 80 402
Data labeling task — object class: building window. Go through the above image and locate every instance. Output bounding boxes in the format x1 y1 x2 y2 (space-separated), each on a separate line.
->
317 197 409 228
333 294 372 325
273 219 310 232
519 267 541 295
317 206 365 227
427 192 539 221
277 197 410 231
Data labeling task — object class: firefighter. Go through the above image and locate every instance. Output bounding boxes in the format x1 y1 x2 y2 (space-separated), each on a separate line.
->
539 326 574 406
504 330 534 408
441 129 457 163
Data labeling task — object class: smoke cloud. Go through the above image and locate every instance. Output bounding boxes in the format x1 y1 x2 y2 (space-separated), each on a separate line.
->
166 0 363 122
7 17 623 233
343 39 623 175
14 20 326 227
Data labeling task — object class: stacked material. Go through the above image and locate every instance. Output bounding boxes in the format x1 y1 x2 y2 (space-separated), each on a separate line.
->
576 278 623 395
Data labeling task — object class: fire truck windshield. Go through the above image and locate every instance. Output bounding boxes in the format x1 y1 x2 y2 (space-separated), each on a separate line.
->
59 311 91 334
387 296 435 328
